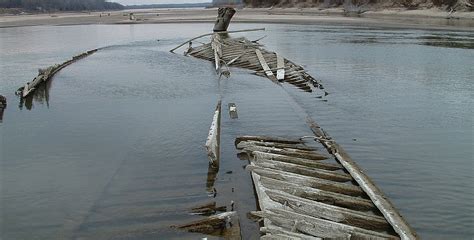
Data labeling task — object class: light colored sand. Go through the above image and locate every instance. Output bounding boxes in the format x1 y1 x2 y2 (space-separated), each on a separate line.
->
0 8 473 30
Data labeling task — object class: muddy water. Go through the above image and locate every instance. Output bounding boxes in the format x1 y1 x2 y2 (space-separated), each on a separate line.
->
1 23 472 239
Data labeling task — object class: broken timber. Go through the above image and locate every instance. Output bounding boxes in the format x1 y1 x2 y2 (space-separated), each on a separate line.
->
237 135 418 239
16 49 98 98
0 95 6 122
205 100 222 168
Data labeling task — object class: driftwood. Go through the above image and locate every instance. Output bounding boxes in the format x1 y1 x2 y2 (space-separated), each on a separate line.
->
16 49 98 98
213 7 236 32
205 101 222 167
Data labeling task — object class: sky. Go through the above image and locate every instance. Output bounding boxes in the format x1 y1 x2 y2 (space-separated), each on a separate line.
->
112 0 211 5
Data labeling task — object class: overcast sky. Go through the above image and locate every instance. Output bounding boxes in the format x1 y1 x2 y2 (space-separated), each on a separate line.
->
112 0 211 5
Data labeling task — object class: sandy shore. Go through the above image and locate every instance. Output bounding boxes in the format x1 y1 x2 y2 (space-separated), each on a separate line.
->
0 8 473 31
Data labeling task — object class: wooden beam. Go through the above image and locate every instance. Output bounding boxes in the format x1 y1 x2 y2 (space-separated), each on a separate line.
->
253 209 399 239
246 165 365 197
266 190 391 231
253 159 352 182
276 53 285 80
306 118 419 239
205 100 222 167
255 49 278 83
243 145 329 160
249 151 342 171
259 176 376 211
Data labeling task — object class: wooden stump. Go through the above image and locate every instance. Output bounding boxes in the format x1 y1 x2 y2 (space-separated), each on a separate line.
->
213 7 236 32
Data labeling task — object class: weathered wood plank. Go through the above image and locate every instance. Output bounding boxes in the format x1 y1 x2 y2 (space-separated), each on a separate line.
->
249 151 342 171
255 49 278 83
253 209 399 240
235 136 302 146
243 145 329 161
276 53 285 80
259 176 376 211
205 100 221 167
266 190 391 231
306 118 419 239
253 159 352 182
246 165 365 197
260 225 322 240
236 140 317 151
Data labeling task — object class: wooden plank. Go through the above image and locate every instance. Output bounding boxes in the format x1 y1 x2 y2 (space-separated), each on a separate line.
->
265 190 391 231
235 136 302 146
259 176 376 211
243 145 329 160
17 49 98 98
246 165 365 197
253 159 352 182
249 151 342 171
255 49 278 82
205 100 222 167
211 34 222 71
260 225 321 240
306 118 419 239
228 103 238 119
276 53 285 80
236 140 317 151
253 209 399 240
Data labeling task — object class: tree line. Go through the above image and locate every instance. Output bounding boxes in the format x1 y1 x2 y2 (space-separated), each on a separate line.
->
0 0 124 11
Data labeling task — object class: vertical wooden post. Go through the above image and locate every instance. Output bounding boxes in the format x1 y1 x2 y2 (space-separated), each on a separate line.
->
213 7 236 32
0 95 6 122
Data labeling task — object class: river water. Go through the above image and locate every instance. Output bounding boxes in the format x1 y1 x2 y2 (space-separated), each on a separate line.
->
0 23 472 239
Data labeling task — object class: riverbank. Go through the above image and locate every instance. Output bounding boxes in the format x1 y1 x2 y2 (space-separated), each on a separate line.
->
0 7 473 30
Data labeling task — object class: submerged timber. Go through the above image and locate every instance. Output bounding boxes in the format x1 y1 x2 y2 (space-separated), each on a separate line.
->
171 7 418 240
16 49 98 98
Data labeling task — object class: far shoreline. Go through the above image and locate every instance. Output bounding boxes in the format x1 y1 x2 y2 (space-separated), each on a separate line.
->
0 8 473 31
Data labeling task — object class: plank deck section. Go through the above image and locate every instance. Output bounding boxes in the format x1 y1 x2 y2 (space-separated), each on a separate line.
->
237 135 417 239
187 36 327 94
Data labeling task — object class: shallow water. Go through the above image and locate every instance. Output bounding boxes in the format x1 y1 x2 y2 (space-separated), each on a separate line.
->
0 23 473 239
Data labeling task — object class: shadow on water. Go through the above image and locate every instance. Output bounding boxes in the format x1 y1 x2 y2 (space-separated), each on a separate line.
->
18 77 51 111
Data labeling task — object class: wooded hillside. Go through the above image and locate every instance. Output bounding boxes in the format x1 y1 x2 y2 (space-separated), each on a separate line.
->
0 0 124 11
243 0 472 11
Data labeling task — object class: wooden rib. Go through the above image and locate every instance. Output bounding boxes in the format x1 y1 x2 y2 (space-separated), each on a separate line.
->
253 159 352 182
253 209 399 240
260 225 321 240
259 176 376 211
249 151 342 171
235 135 302 145
236 140 317 151
255 49 278 82
243 145 329 160
266 190 391 231
247 165 364 196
